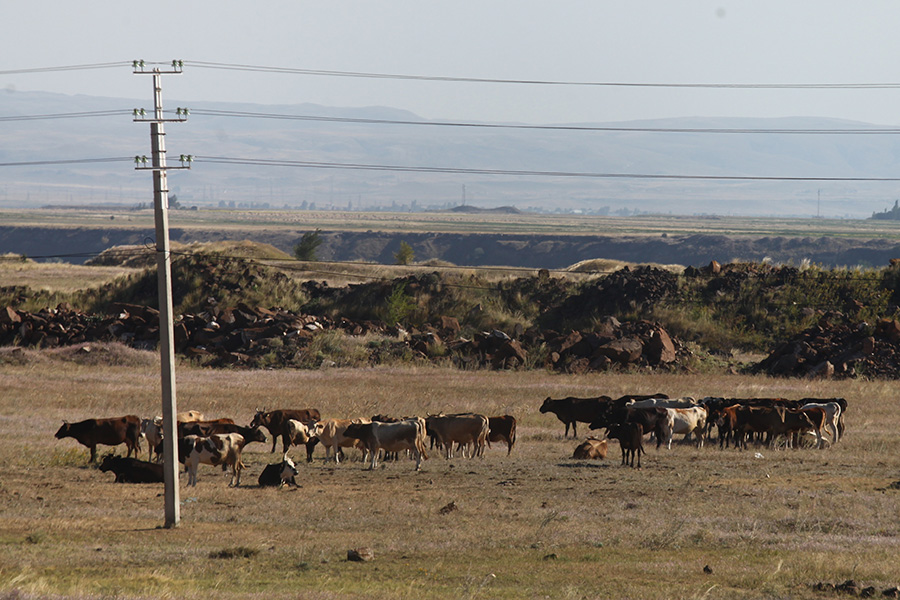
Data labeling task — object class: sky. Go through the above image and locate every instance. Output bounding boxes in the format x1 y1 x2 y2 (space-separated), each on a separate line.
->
6 1 900 126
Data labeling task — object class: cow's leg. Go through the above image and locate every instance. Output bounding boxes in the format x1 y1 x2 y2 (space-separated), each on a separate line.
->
89 445 97 463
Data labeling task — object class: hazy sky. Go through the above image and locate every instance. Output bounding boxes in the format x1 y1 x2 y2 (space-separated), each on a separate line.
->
6 1 900 125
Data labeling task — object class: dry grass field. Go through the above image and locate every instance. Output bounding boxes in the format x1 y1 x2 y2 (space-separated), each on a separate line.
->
1 347 898 599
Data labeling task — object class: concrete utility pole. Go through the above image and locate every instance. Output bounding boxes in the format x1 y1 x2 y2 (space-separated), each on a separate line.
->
133 60 191 528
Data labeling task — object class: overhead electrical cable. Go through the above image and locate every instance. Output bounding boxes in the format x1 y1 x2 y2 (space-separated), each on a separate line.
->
197 156 900 182
187 61 900 89
190 108 900 135
0 157 133 167
0 109 132 122
0 61 131 75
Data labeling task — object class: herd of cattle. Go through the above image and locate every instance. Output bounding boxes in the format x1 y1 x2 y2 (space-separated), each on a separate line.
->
53 409 517 486
52 392 847 485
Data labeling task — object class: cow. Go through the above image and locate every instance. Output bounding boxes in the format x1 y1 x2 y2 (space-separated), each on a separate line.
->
768 408 816 449
799 401 842 445
591 406 670 449
98 455 164 483
176 410 205 423
626 397 697 410
572 437 608 460
425 413 489 459
184 433 247 487
718 405 786 450
342 418 428 470
661 406 708 449
487 415 517 455
539 396 611 438
140 417 164 462
257 458 299 487
310 418 369 463
179 421 267 446
55 415 142 462
249 408 322 459
282 419 314 460
606 423 645 468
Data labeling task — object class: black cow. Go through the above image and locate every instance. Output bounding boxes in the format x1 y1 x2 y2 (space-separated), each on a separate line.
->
55 415 141 462
606 422 645 468
258 458 299 487
98 455 164 483
539 396 611 438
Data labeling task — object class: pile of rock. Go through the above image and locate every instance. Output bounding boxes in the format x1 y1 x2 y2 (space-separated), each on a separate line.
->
754 314 900 379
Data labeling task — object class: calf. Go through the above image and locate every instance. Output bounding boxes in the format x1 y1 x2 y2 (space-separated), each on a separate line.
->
257 458 299 487
606 423 645 468
99 455 164 483
572 437 608 460
55 415 142 462
486 415 517 455
342 418 428 470
140 417 164 463
185 433 247 487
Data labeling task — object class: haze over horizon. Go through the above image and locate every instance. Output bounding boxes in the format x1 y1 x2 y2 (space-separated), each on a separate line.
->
4 3 900 218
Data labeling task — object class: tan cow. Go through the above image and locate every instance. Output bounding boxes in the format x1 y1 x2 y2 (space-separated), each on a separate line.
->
661 406 708 449
572 437 608 460
310 418 369 463
425 414 489 459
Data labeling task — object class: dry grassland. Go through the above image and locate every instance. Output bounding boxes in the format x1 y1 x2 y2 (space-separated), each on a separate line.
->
1 350 898 599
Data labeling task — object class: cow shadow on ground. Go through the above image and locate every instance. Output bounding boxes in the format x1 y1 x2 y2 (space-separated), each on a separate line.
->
555 461 611 469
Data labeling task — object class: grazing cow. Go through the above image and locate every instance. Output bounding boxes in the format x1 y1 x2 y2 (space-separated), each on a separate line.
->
795 406 827 449
799 401 842 444
539 396 611 438
257 458 299 487
342 418 428 470
487 415 517 455
768 408 816 449
249 408 322 458
627 397 697 410
572 437 608 460
140 417 164 462
425 413 489 459
55 415 142 462
176 410 205 423
605 423 645 468
310 418 369 463
184 433 247 487
179 420 267 445
99 455 164 483
661 406 708 449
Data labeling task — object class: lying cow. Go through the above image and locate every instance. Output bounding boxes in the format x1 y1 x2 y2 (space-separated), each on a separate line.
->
55 415 142 463
572 437 608 460
184 433 247 487
257 458 299 487
99 455 164 483
342 418 428 470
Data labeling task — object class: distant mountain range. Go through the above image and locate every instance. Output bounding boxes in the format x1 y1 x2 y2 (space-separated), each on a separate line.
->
2 89 899 218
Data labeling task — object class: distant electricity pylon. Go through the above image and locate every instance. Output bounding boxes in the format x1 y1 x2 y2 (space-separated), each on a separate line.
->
133 59 190 529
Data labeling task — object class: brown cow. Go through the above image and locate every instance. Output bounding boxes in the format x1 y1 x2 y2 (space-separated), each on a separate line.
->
606 423 644 468
572 437 608 460
250 408 322 458
487 415 517 455
55 415 141 462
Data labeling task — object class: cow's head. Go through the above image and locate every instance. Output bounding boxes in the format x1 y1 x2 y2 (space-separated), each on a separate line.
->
342 422 366 440
247 427 268 444
249 410 269 429
280 458 298 481
55 422 71 439
539 397 553 413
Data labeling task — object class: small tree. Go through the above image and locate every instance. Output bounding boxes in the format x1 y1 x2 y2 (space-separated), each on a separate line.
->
394 241 415 265
294 229 323 261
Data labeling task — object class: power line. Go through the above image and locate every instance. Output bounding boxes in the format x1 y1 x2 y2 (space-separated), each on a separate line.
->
187 61 900 89
0 61 130 75
197 156 900 182
0 157 133 167
190 108 900 135
0 109 132 122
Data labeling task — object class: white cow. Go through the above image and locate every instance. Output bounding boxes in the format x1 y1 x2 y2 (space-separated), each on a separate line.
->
627 397 698 410
661 406 708 449
799 401 842 445
283 419 313 460
185 433 246 487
